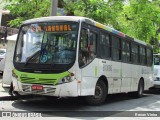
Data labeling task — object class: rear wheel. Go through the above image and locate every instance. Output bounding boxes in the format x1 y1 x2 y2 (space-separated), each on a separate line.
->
129 79 144 98
136 79 144 98
85 80 107 105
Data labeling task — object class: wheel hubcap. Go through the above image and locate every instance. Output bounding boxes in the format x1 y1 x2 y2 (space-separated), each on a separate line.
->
94 86 103 99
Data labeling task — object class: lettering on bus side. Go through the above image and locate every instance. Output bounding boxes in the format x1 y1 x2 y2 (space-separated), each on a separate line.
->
103 65 112 71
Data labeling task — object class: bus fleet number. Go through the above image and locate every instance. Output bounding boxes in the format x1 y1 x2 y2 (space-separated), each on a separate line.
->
103 65 112 71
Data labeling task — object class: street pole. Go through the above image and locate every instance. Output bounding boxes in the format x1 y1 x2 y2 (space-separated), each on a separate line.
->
0 9 2 26
50 0 58 16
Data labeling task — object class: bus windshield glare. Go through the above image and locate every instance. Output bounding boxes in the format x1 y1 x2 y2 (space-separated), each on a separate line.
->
15 22 78 65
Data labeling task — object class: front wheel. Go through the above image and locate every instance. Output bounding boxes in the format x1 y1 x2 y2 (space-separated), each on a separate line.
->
85 80 107 105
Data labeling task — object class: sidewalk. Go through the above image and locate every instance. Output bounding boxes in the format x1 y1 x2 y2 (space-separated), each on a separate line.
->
0 81 23 101
0 80 10 97
0 80 37 100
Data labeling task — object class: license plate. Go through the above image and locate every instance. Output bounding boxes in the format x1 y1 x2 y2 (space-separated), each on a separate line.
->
32 85 43 90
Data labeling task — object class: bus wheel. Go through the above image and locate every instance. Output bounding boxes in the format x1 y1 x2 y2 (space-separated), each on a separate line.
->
129 79 144 98
85 80 107 105
136 79 144 98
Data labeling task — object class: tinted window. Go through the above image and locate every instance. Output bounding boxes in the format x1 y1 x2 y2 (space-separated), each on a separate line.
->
100 33 110 59
112 36 121 61
79 28 97 68
140 46 146 65
147 48 152 66
132 43 139 64
122 40 131 62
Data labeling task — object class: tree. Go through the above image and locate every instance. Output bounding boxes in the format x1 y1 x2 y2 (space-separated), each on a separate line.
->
4 0 50 27
118 0 160 52
4 0 160 51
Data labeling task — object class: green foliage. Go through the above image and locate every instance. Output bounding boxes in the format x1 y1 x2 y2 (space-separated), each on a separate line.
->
118 0 160 52
3 0 160 51
4 0 50 27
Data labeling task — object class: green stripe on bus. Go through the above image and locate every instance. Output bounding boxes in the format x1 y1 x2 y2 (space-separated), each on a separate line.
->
95 66 98 77
120 68 122 78
14 69 70 85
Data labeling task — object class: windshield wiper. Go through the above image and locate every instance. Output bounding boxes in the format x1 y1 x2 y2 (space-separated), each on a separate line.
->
24 50 41 65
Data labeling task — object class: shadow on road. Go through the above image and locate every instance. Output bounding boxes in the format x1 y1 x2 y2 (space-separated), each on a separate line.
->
9 91 160 117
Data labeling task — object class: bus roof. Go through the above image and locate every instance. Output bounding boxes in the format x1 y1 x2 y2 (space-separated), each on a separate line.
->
23 16 87 24
23 16 149 47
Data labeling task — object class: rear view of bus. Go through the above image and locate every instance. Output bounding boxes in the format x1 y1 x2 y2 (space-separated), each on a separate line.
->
153 53 160 89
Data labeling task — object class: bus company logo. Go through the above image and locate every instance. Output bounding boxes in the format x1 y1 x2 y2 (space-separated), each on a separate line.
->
1 112 42 118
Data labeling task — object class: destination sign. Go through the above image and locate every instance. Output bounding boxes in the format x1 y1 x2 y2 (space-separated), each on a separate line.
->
30 24 72 32
45 25 72 32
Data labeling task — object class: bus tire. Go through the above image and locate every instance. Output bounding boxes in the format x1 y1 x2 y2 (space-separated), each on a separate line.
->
136 79 144 98
85 80 107 105
129 79 144 98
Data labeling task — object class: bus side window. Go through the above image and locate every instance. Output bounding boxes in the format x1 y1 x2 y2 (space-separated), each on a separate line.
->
140 46 146 65
79 28 97 68
132 43 139 64
100 33 110 59
112 36 121 61
147 48 152 66
122 40 131 62
88 31 97 60
79 28 88 67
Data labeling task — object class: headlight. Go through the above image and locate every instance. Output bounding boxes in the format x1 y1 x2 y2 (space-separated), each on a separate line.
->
57 74 74 84
66 76 72 82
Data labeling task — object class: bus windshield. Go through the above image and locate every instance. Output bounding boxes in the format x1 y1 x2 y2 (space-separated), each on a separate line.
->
154 54 160 65
15 22 78 65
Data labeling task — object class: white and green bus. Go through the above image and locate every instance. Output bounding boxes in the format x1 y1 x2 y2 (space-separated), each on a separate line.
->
12 16 153 105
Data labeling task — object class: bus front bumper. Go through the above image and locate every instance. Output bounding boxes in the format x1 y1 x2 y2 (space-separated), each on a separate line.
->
12 77 79 97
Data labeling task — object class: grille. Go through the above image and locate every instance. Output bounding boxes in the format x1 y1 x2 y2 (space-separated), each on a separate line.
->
22 84 56 95
20 77 57 85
